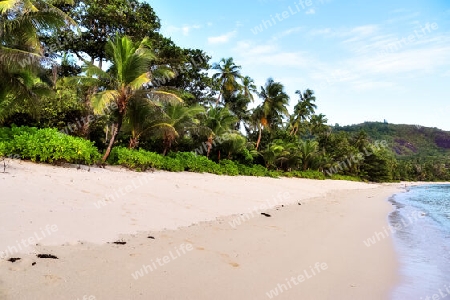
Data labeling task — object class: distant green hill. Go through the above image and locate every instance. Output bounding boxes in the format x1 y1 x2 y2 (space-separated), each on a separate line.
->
336 122 450 160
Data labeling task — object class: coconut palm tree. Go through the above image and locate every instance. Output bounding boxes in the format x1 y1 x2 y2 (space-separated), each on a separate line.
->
79 34 182 161
309 113 329 136
0 0 75 120
212 57 242 104
289 89 317 136
298 139 319 170
255 78 290 150
217 132 247 160
122 96 156 149
203 106 238 157
0 0 75 68
152 103 205 155
241 76 257 102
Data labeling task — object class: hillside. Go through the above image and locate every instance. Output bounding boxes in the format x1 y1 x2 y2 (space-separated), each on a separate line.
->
336 122 450 160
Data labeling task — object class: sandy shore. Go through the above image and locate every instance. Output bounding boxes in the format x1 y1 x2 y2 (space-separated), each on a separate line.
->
0 160 404 299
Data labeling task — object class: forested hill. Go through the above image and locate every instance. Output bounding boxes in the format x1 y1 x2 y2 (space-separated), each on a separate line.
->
336 122 450 159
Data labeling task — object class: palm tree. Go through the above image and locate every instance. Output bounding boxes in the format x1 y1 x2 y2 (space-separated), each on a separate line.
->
309 113 329 136
0 0 75 68
226 93 250 130
212 57 242 104
289 89 317 136
255 78 290 150
241 76 257 102
298 139 319 170
219 132 247 160
122 97 156 149
81 35 160 161
203 106 238 157
152 103 205 155
0 0 75 120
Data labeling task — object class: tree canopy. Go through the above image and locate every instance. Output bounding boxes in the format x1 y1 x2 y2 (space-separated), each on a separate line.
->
0 0 448 182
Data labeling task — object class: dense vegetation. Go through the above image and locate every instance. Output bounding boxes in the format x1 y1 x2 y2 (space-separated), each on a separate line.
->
337 122 450 181
0 0 448 182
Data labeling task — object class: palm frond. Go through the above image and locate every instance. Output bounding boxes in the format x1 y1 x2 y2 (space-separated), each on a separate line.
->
149 90 184 104
129 73 151 90
91 90 119 114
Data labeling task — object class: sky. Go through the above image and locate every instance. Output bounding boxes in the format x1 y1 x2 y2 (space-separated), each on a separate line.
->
147 0 450 130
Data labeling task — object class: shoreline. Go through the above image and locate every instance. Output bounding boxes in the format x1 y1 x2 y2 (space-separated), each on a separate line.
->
1 161 405 299
387 184 450 299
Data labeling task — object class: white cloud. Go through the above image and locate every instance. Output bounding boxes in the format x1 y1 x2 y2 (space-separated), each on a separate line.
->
182 25 201 36
351 25 378 36
271 26 304 41
234 41 277 55
363 45 450 74
309 25 378 39
305 8 315 15
208 31 237 44
233 41 313 68
166 24 202 36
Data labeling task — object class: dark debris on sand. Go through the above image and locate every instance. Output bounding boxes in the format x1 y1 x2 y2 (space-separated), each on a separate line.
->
113 241 127 245
7 258 21 263
37 254 58 259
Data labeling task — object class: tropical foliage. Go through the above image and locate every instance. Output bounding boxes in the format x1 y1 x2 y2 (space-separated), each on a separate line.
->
0 0 448 182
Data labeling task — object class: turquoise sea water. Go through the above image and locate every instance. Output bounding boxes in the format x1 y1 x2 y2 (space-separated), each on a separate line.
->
390 184 450 299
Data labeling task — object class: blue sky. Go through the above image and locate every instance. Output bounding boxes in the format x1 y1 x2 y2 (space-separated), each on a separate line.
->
147 0 450 130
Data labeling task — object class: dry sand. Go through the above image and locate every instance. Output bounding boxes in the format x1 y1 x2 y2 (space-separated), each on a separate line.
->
0 160 405 299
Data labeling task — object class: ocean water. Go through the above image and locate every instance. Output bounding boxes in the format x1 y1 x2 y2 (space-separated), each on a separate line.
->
390 184 450 300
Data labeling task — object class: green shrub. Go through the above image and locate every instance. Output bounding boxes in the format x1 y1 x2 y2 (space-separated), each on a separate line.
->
329 174 362 182
237 163 269 177
111 147 164 171
0 127 13 141
162 157 184 172
219 159 239 176
173 152 222 174
290 170 326 180
0 141 5 157
0 127 353 181
2 126 100 164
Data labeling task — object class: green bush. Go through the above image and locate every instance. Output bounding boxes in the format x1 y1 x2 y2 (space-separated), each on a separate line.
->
0 141 5 157
236 163 269 177
219 159 239 176
172 152 222 174
111 147 164 171
290 170 326 180
1 126 100 164
329 174 363 182
161 157 184 172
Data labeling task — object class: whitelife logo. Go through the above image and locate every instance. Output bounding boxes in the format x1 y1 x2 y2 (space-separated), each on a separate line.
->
363 211 425 247
93 176 154 209
0 224 58 259
131 243 194 280
251 0 317 35
228 191 291 228
265 262 328 298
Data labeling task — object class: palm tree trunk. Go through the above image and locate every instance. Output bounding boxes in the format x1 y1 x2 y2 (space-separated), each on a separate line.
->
255 124 262 150
128 136 139 149
163 139 172 156
215 93 221 105
102 114 123 162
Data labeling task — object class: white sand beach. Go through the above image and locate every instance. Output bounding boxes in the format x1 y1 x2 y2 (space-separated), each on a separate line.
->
0 160 405 299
